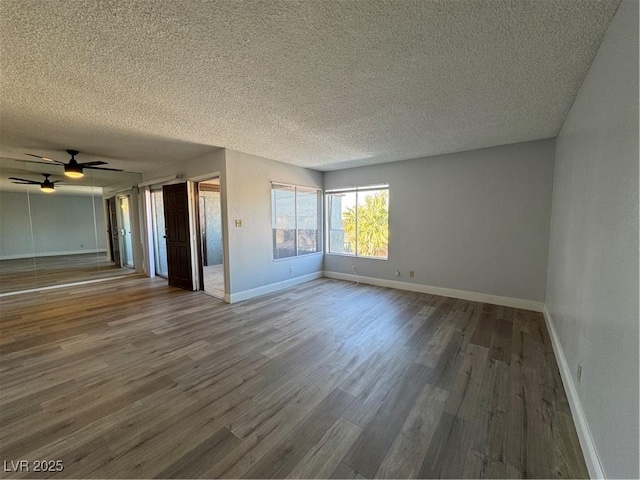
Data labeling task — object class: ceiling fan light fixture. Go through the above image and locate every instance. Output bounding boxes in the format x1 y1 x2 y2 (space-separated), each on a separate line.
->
64 164 84 178
10 173 59 192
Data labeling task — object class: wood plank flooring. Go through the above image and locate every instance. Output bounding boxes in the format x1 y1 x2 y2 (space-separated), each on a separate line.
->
0 253 137 294
0 277 588 479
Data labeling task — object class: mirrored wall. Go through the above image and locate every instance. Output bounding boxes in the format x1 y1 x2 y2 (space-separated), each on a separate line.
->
0 157 142 294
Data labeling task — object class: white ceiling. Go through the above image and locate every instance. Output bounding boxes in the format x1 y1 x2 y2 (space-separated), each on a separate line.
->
0 0 620 173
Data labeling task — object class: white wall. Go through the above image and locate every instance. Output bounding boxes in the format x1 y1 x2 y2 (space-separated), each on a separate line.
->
225 150 323 299
324 139 555 302
140 149 226 185
545 1 639 478
0 191 107 259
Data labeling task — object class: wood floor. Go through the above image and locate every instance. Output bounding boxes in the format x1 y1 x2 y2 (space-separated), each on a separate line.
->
0 253 137 294
0 277 587 479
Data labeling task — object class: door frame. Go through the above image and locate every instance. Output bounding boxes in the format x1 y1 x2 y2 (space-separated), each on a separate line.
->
189 172 228 299
139 172 229 300
149 188 168 279
140 178 185 280
116 193 135 269
194 176 225 298
105 188 143 272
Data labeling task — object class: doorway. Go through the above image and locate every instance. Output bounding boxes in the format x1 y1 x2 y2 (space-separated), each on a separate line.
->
197 178 225 298
106 197 121 267
163 183 193 290
118 195 135 269
150 189 168 278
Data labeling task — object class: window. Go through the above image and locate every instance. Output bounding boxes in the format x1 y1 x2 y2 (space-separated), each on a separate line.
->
327 184 389 259
271 183 322 259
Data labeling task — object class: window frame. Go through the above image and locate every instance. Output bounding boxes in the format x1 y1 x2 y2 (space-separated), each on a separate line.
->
325 184 389 260
271 182 323 261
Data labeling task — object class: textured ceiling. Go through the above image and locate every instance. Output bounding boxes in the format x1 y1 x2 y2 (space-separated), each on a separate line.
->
0 0 620 173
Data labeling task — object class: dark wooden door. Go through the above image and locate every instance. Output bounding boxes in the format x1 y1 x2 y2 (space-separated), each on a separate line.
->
107 197 121 267
163 183 193 290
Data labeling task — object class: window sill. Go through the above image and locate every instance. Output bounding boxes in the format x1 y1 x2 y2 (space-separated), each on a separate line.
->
325 253 388 261
272 251 324 262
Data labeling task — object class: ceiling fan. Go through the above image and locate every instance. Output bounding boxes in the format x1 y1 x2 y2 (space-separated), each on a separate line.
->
21 149 123 178
9 173 61 193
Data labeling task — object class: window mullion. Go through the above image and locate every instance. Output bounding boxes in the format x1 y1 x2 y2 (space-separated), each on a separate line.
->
355 191 359 257
273 189 277 259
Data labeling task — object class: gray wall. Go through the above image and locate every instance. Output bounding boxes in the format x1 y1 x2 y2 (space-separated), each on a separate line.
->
0 191 107 258
225 150 323 294
324 139 555 302
546 1 639 478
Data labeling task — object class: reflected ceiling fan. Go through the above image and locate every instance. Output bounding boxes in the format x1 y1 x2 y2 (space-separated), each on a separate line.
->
21 149 123 178
9 173 61 193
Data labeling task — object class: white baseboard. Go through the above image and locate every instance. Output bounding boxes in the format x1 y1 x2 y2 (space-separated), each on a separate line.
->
543 306 604 479
226 271 323 303
0 249 107 260
322 270 544 312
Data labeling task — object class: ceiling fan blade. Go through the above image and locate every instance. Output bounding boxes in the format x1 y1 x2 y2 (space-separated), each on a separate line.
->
1 156 34 162
85 165 124 172
12 159 50 165
9 177 39 184
25 153 63 164
52 180 64 184
24 153 49 160
78 161 108 167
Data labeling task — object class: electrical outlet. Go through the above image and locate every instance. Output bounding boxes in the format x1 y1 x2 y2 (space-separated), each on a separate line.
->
577 364 582 382
289 266 294 275
395 270 400 276
409 270 415 278
235 219 243 227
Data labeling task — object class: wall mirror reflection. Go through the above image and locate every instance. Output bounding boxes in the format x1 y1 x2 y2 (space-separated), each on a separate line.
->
0 155 142 294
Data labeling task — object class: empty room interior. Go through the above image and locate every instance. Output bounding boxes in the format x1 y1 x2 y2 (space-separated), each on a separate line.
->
0 0 638 479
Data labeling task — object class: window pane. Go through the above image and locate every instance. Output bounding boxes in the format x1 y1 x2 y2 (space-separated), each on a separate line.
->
328 191 356 254
327 187 389 259
297 188 319 255
272 185 296 259
271 183 322 260
356 189 388 258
